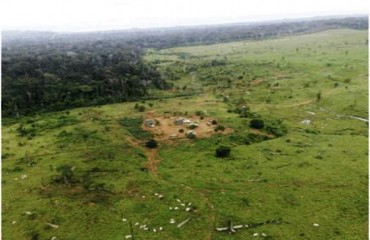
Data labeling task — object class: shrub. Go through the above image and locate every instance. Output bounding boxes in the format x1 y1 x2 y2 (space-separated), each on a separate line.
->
215 146 231 158
250 119 265 129
244 133 270 145
316 91 321 102
214 125 226 132
195 110 205 117
305 129 320 134
344 78 351 83
211 119 218 125
187 123 198 129
137 105 146 112
51 164 77 185
265 119 288 137
16 124 37 137
145 139 158 148
186 131 197 139
236 107 261 118
134 103 146 112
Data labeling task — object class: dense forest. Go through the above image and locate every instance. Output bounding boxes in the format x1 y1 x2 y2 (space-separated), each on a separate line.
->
2 16 368 117
2 42 166 117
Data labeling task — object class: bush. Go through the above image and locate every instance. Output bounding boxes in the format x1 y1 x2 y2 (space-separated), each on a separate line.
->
16 124 37 137
187 131 197 139
214 125 226 132
265 119 288 137
316 91 321 102
250 119 265 129
138 105 146 112
51 164 77 185
187 123 198 129
145 139 158 148
134 103 146 112
234 106 250 118
195 110 205 117
215 146 231 158
244 133 269 145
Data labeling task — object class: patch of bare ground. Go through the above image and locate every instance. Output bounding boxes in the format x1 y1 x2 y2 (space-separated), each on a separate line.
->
249 128 275 139
146 148 160 172
142 113 233 142
250 78 264 86
125 116 219 238
126 137 160 174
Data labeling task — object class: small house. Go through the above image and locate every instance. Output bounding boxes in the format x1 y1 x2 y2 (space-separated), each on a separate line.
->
144 119 155 128
174 118 192 125
174 118 184 125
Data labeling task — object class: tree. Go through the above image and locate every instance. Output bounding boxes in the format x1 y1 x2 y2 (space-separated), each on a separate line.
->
250 119 265 129
145 139 158 148
215 146 231 158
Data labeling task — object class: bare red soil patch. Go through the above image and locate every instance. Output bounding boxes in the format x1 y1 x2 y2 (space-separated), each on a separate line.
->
142 113 233 141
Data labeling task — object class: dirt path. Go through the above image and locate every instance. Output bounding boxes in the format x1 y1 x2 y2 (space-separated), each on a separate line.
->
146 148 160 173
126 137 160 174
127 137 216 239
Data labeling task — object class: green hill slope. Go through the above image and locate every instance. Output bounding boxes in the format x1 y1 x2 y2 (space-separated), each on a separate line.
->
2 29 368 240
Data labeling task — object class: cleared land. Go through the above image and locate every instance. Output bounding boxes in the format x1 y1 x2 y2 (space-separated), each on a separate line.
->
2 29 368 240
142 113 233 141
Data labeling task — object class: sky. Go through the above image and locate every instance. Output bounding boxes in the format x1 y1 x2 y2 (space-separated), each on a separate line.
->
1 0 368 32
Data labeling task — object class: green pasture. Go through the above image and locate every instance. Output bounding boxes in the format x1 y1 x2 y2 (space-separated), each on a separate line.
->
2 29 368 239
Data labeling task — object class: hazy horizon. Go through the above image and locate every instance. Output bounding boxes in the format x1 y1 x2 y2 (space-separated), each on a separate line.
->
1 0 368 32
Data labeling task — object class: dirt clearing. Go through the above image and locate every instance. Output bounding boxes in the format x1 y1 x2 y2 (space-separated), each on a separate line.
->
142 113 233 141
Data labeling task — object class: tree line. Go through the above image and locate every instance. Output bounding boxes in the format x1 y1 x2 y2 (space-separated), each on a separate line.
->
2 41 166 117
2 16 367 117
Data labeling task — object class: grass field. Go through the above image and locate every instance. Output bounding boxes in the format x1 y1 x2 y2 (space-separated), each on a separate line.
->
2 29 368 240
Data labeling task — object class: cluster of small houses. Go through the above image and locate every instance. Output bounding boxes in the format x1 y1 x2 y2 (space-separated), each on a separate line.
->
144 117 214 139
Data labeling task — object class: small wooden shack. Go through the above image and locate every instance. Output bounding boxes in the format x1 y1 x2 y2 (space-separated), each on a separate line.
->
144 119 155 127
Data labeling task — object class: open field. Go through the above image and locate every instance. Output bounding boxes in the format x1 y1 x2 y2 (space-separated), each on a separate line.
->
2 29 368 240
